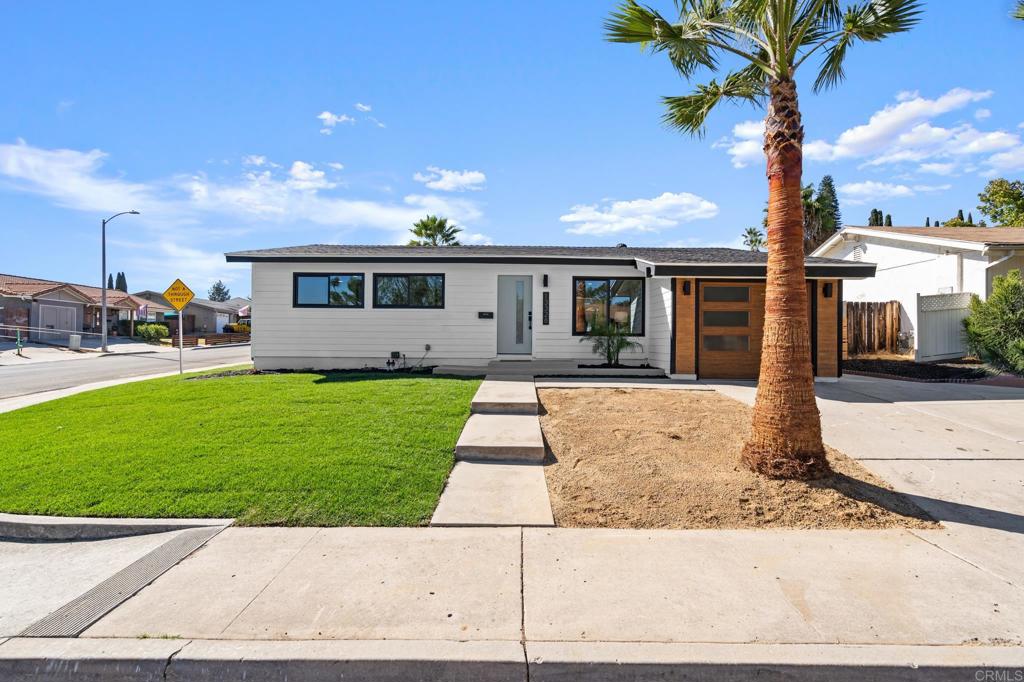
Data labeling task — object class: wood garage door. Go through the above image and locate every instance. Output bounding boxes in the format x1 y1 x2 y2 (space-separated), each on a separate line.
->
697 282 765 380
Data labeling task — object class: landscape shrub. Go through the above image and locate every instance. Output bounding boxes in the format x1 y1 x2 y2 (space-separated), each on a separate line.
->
963 269 1024 374
578 317 643 366
136 323 170 342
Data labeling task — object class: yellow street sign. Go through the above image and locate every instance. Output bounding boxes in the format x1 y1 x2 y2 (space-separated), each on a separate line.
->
163 279 195 311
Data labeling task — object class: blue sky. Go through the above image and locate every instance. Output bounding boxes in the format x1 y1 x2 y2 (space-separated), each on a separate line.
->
2 2 1022 297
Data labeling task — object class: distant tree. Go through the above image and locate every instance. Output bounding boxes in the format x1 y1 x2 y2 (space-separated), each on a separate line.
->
979 219 989 227
977 178 1024 226
408 215 462 246
957 209 965 222
943 214 969 227
884 214 892 227
107 273 114 290
925 217 931 226
743 226 766 252
114 272 127 292
817 175 841 233
967 211 974 226
208 280 231 302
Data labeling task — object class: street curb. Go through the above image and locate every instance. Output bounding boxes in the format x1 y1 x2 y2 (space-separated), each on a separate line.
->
0 513 233 541
0 361 250 414
1 639 1022 681
0 638 526 682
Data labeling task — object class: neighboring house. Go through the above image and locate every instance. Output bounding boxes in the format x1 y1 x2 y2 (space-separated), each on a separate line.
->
134 292 245 334
812 226 1024 361
0 273 171 342
225 244 874 380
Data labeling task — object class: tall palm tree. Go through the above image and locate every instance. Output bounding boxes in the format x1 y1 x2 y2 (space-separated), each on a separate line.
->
607 0 921 479
1015 2 1024 20
408 215 463 246
742 226 766 251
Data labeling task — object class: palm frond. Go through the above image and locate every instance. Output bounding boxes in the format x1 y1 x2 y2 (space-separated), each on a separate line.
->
605 1 719 77
662 65 766 136
811 0 922 92
1015 1 1024 20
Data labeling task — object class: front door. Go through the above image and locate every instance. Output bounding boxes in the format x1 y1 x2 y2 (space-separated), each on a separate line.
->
497 275 532 355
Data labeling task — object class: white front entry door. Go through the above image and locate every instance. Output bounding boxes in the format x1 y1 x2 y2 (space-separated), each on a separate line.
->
496 275 532 355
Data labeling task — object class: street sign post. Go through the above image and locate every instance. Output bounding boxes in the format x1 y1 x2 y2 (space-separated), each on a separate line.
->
163 278 195 375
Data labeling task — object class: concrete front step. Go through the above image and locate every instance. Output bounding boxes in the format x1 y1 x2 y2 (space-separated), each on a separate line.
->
431 462 554 527
471 376 538 415
455 414 545 462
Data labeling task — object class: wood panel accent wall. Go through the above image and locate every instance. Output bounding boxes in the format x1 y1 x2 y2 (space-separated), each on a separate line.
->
816 278 840 377
673 277 696 375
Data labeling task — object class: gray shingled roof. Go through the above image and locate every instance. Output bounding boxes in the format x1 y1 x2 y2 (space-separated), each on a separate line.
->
224 244 856 265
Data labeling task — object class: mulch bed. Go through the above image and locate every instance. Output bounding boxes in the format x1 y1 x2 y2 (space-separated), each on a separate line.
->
844 357 991 383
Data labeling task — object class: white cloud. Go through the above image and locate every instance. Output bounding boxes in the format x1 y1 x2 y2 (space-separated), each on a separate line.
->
802 88 994 163
0 140 485 238
367 117 386 129
986 146 1024 172
559 192 718 236
287 161 335 191
242 154 267 167
354 102 372 112
113 238 249 292
462 232 494 245
975 108 992 120
839 180 950 205
918 162 955 175
317 111 355 135
713 120 764 168
413 165 487 192
326 162 344 170
0 139 171 215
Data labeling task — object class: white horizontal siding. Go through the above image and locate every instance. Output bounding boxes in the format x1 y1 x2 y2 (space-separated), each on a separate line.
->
645 278 672 373
251 261 659 369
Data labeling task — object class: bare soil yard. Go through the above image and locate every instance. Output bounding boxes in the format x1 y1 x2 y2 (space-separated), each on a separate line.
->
539 388 938 530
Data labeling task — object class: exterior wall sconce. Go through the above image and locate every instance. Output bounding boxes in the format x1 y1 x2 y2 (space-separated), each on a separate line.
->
682 280 692 296
822 282 834 298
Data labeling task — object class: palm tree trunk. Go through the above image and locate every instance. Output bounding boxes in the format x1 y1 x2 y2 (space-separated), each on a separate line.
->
741 78 831 480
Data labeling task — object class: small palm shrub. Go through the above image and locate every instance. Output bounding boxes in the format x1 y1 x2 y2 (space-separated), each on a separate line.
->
964 269 1024 374
136 323 170 342
579 318 644 366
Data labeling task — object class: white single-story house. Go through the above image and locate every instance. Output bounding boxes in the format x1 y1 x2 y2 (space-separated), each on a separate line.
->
812 226 1024 361
225 244 876 380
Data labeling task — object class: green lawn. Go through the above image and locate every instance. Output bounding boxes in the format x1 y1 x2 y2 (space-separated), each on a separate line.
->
0 369 480 526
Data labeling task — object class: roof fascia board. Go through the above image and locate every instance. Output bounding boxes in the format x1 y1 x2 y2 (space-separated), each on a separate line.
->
838 227 987 252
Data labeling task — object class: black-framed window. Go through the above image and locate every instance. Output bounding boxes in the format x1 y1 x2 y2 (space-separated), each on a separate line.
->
572 277 644 336
373 274 445 308
293 273 364 308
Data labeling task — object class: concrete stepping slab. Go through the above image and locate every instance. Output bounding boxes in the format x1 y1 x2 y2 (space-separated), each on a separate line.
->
455 414 545 462
471 376 538 415
431 462 554 527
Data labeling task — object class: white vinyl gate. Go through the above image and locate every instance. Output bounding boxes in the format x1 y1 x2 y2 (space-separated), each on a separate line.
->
915 292 972 362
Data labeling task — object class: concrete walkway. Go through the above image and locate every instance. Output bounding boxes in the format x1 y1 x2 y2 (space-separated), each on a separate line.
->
434 375 554 526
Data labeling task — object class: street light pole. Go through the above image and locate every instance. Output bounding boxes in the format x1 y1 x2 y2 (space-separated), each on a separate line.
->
100 210 140 352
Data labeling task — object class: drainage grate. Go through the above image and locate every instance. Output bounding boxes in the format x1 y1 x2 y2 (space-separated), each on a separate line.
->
19 525 225 638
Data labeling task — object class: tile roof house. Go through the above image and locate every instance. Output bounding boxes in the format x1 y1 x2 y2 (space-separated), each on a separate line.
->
0 273 171 342
225 244 875 380
811 226 1024 361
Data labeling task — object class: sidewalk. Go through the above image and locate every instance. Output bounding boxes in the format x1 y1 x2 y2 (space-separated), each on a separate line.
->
2 375 1022 679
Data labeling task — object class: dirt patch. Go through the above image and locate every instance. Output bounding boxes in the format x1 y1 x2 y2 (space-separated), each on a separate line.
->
539 388 938 530
844 356 991 382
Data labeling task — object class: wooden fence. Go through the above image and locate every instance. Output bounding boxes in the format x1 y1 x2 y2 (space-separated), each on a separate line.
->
844 301 901 356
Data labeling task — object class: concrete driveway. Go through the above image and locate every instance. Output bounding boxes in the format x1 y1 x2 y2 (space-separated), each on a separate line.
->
710 374 1024 588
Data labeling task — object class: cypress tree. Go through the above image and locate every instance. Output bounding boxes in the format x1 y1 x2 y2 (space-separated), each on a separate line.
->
816 175 841 239
957 209 965 222
884 213 892 227
925 217 930 226
967 212 974 226
107 273 114 290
